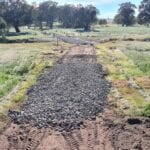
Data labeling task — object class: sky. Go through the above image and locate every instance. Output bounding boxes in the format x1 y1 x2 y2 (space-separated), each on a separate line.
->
27 0 141 18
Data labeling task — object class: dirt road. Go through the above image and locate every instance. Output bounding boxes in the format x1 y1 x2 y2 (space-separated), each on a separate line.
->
0 45 150 150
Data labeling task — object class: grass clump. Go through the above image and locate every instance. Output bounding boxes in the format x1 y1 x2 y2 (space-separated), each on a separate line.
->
141 104 150 117
12 59 53 103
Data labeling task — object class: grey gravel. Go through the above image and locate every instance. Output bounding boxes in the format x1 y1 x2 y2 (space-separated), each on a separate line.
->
56 35 93 45
9 52 110 132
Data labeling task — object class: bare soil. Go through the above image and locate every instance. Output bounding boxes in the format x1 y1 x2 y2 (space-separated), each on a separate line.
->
0 45 149 150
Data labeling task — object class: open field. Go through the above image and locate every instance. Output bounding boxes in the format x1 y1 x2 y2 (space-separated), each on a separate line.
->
1 25 150 43
0 25 150 118
0 26 150 149
43 25 150 40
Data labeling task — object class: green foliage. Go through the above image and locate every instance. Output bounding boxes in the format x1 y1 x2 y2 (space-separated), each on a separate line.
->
59 4 98 30
38 1 58 29
3 0 33 32
138 0 150 25
114 2 136 26
141 104 150 117
99 19 107 25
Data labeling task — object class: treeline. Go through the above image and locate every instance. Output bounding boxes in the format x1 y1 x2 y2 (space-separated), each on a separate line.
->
114 1 150 26
0 0 150 34
0 0 98 33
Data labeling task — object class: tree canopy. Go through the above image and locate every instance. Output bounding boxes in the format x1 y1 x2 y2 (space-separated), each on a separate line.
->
3 0 33 32
138 0 150 25
114 2 136 26
59 4 98 31
38 1 58 29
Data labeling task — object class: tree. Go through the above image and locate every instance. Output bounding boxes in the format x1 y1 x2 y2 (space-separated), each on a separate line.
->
58 4 98 31
138 0 150 25
81 5 99 31
58 4 77 28
114 2 136 26
3 0 33 32
0 17 7 38
38 0 57 29
99 19 107 25
31 4 39 27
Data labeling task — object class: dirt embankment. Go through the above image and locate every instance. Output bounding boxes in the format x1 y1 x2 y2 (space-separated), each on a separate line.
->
0 45 149 150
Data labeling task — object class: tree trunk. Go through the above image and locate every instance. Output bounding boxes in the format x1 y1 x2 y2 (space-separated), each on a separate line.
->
47 21 53 29
14 25 20 33
50 23 53 29
84 24 90 31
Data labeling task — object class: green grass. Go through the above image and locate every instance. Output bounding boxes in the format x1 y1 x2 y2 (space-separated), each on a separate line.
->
141 104 150 117
41 25 150 40
120 41 150 75
96 41 150 117
0 42 57 99
2 27 52 41
3 25 150 42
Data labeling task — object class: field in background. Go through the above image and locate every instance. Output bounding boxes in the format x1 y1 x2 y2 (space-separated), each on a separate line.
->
2 25 150 42
42 25 150 40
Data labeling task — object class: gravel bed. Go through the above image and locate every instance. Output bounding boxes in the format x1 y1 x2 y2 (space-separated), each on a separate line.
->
9 52 110 132
56 35 94 45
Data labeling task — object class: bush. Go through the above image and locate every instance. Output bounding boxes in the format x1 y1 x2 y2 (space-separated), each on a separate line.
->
99 19 107 25
14 64 29 75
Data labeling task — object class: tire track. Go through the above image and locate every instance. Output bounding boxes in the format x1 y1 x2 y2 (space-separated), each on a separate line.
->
63 133 80 150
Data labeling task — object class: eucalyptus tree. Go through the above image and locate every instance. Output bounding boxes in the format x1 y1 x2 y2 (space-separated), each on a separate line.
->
114 2 136 26
3 0 33 32
138 0 150 25
38 0 58 29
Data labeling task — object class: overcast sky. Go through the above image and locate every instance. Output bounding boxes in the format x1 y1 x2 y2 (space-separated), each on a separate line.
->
27 0 141 18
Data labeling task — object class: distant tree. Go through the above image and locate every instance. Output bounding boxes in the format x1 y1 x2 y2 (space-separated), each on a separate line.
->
59 4 98 30
32 5 39 26
38 0 57 29
0 17 7 38
138 0 150 25
58 5 77 28
81 5 99 31
114 2 136 26
99 19 107 25
3 0 33 32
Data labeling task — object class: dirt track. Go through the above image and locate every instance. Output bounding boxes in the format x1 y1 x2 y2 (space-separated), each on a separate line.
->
0 45 150 150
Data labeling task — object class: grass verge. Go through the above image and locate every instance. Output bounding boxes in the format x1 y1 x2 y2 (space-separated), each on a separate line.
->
96 41 150 117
